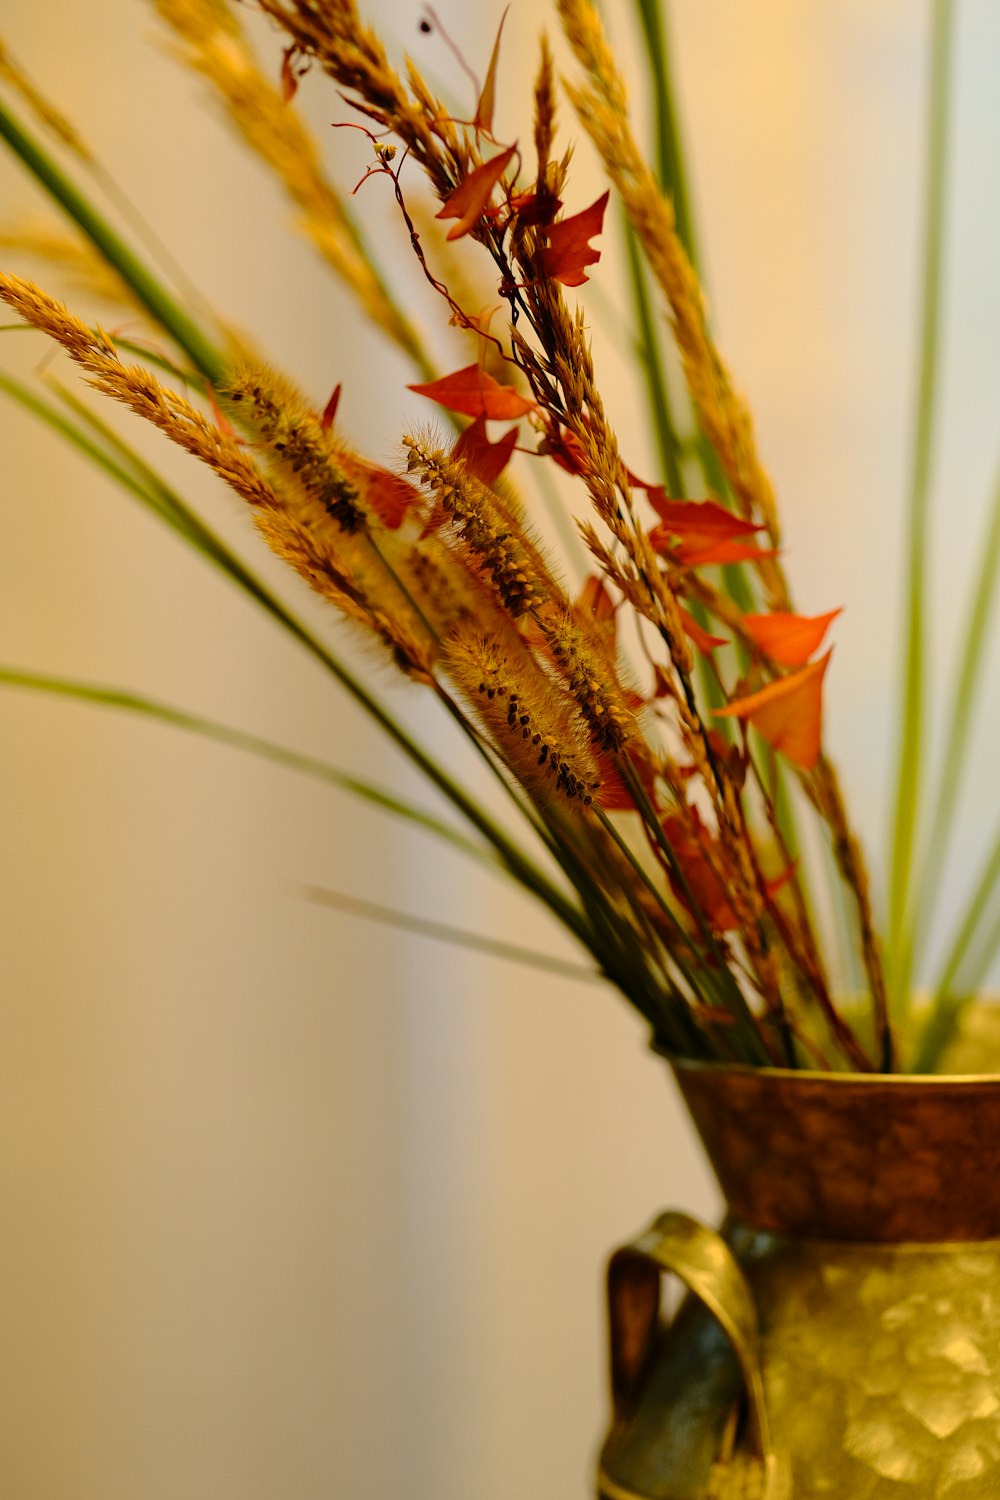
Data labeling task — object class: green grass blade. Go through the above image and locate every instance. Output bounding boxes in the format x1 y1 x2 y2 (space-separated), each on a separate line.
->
0 96 226 384
632 0 698 263
887 0 955 1021
0 665 497 870
914 814 1000 1070
300 885 604 983
907 454 1000 979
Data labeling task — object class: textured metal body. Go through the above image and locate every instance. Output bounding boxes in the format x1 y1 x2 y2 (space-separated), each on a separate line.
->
598 1051 1000 1499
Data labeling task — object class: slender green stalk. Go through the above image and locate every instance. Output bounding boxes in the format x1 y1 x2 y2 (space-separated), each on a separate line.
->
914 815 1000 1070
0 97 226 384
907 454 1000 979
300 885 604 982
0 665 495 868
632 0 698 262
887 0 955 1021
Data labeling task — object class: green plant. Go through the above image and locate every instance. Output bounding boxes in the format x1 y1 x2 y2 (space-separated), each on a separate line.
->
1 0 997 1073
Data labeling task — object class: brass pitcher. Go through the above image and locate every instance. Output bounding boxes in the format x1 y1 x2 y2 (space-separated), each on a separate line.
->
598 1053 1000 1499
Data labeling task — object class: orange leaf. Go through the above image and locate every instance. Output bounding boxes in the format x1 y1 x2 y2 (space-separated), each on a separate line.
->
540 190 609 286
473 6 509 132
740 608 842 667
494 185 562 227
714 650 832 770
593 761 634 811
593 743 657 812
538 422 588 475
675 538 780 567
662 814 739 932
678 606 727 655
320 382 342 431
435 144 517 241
765 859 799 902
648 494 763 542
408 364 536 420
453 414 518 485
577 575 617 627
280 45 303 102
339 454 420 529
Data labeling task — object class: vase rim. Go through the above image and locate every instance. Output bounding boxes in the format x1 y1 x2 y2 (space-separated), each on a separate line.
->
661 1050 1000 1086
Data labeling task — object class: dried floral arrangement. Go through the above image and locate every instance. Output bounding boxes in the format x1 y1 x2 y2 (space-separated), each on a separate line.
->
0 0 993 1075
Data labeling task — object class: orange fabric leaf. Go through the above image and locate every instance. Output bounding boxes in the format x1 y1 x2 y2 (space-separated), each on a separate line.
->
473 6 509 132
593 744 657 812
495 186 562 227
435 144 517 241
648 494 763 542
320 382 342 431
408 364 536 420
714 650 832 770
662 814 739 931
540 190 609 286
538 423 588 475
593 762 634 811
340 457 420 529
764 859 799 902
280 46 302 103
679 606 727 655
452 414 518 485
740 608 842 667
577 574 617 626
675 538 780 568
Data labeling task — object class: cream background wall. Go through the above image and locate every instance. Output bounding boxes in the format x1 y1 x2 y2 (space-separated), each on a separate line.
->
2 2 999 1497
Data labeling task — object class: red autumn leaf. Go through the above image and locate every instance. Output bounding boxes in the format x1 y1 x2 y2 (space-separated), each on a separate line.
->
740 607 842 667
577 575 617 628
593 761 634 811
593 743 657 812
495 185 562 227
408 364 536 420
453 414 518 485
340 454 421 529
435 144 517 241
764 859 799 902
320 382 342 431
713 650 832 770
365 469 421 528
662 814 739 932
280 46 302 103
648 493 763 542
540 189 610 286
538 422 588 475
675 538 780 568
473 6 510 132
678 606 727 655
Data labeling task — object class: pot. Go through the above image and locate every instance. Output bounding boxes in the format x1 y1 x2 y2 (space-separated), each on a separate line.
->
598 1043 1000 1498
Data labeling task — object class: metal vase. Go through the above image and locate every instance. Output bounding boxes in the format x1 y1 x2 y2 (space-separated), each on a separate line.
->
597 1058 1000 1499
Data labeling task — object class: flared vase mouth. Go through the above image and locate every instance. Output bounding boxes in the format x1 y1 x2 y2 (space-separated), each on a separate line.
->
662 1050 1000 1087
666 1044 1000 1243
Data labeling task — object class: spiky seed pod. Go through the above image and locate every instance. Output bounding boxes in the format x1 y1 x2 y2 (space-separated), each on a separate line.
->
403 437 550 618
536 605 635 754
443 628 601 806
222 364 368 533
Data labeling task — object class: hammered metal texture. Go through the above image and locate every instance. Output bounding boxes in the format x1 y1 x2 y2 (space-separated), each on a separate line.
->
739 1226 1000 1497
599 1052 1000 1499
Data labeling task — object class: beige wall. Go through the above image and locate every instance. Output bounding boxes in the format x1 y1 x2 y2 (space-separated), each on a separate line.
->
2 2 999 1497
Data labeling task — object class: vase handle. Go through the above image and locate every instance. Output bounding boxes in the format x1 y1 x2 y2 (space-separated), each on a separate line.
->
604 1210 774 1491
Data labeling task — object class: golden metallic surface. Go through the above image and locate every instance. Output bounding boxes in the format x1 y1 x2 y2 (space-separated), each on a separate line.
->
599 1050 1000 1498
